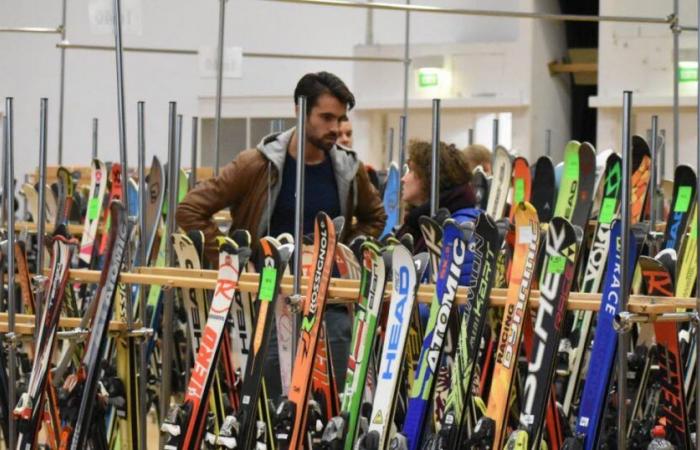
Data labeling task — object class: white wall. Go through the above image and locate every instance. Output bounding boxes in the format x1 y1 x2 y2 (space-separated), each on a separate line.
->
2 0 570 185
595 0 698 179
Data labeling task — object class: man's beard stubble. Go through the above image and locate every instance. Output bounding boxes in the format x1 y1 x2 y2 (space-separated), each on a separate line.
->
307 130 337 152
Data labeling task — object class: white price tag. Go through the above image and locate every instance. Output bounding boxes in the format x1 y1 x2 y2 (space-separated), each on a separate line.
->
198 46 243 79
517 225 535 244
89 0 143 35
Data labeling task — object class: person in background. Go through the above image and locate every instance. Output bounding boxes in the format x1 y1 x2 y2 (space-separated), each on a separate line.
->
337 116 353 148
463 143 492 174
176 71 386 399
397 140 476 253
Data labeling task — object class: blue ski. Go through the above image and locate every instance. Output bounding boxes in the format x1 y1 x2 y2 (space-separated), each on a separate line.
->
574 219 638 450
380 162 400 238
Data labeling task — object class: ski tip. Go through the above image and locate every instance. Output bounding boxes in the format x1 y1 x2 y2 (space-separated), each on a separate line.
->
413 251 430 279
277 243 294 266
230 228 252 248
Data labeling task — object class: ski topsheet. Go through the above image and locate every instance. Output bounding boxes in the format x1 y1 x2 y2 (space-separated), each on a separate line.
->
235 239 291 449
486 146 512 220
562 152 622 416
402 219 468 450
78 159 107 266
364 245 419 449
484 201 540 449
381 162 400 239
662 165 696 252
554 141 581 222
62 201 130 450
638 256 690 450
530 156 555 224
274 212 336 450
162 238 250 450
340 241 387 450
509 157 531 221
437 213 500 449
575 220 638 450
519 217 577 449
570 142 596 230
15 228 76 449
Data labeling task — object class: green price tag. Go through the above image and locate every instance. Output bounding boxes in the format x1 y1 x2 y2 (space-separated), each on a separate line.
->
566 154 579 178
547 255 566 274
259 267 277 301
599 198 617 224
87 198 100 220
514 178 525 204
674 186 693 213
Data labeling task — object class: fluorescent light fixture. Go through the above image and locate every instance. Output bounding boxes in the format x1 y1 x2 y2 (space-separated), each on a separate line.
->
679 61 698 83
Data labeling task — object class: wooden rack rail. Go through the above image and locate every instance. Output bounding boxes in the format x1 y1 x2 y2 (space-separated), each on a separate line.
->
55 267 698 315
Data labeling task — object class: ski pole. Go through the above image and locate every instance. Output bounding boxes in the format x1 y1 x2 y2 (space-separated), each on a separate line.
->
649 116 658 235
398 115 407 226
137 100 148 450
190 117 198 190
214 0 227 176
36 98 49 322
92 117 98 160
492 117 499 149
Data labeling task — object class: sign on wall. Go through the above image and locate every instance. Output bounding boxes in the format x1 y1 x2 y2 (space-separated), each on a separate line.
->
89 0 143 35
198 46 243 79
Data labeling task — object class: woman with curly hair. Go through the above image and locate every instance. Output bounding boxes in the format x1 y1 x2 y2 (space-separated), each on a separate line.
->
397 139 477 253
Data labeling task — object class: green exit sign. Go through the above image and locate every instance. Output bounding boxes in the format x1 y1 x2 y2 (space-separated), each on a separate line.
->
679 62 698 82
418 70 439 88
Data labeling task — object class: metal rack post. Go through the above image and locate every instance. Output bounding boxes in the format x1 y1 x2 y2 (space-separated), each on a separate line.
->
672 0 680 174
492 117 499 149
291 96 307 359
57 0 67 164
4 97 17 450
617 90 633 449
36 99 49 321
214 0 227 176
160 101 178 439
649 116 658 233
190 117 199 189
398 115 407 225
386 127 395 165
545 129 552 157
136 100 148 450
430 98 440 217
92 118 98 159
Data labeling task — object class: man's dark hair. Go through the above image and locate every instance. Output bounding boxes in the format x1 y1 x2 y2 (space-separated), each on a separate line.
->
294 72 356 111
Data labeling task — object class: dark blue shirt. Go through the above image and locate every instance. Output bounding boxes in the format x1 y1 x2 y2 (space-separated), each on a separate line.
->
269 151 341 237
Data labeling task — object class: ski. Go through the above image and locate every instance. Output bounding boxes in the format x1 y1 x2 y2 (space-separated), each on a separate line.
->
518 217 577 449
574 220 638 450
509 157 531 221
160 237 250 450
15 227 76 450
661 165 696 252
60 200 130 449
230 238 291 449
480 201 540 449
274 212 337 449
434 212 500 450
401 219 468 450
486 146 512 220
381 162 400 239
530 156 555 224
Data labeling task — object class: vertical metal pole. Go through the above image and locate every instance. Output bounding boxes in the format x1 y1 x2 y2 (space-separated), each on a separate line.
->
430 99 440 217
545 129 552 157
365 0 373 45
214 0 227 176
401 0 410 141
695 3 700 444
113 0 130 219
398 115 407 225
91 118 98 160
177 115 184 168
492 117 499 150
136 100 148 450
618 90 633 450
160 101 178 441
660 129 667 182
57 0 67 164
5 97 17 450
386 127 395 165
649 116 659 233
467 128 474 146
291 96 307 359
36 99 49 318
672 0 680 174
190 117 198 189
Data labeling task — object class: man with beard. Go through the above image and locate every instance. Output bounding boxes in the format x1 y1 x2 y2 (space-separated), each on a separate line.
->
177 71 386 398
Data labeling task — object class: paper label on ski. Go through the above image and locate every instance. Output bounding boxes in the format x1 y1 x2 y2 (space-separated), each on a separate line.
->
576 220 638 450
485 202 540 449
